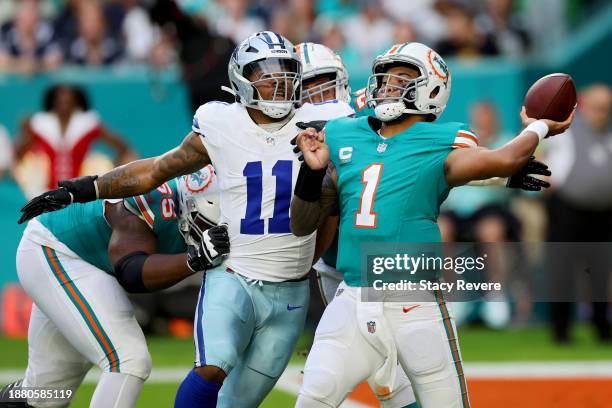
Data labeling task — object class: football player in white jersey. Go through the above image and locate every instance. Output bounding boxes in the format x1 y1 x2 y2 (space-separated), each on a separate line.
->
19 31 354 408
297 41 420 408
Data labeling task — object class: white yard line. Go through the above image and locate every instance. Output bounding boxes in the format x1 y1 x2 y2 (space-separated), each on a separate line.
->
464 361 612 378
2 362 611 407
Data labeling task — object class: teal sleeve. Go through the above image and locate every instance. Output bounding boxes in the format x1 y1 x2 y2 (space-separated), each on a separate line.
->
123 179 180 232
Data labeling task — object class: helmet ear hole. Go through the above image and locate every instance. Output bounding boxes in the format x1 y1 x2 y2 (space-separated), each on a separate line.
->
430 86 440 99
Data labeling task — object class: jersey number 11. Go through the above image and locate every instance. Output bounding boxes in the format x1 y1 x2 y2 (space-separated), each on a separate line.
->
241 160 292 234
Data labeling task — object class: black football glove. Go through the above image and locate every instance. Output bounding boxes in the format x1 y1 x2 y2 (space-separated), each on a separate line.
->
296 120 327 132
186 224 230 272
506 156 551 191
18 176 98 224
292 121 328 162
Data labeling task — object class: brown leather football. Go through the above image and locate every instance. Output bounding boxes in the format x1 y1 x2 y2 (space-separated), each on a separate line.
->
524 73 577 122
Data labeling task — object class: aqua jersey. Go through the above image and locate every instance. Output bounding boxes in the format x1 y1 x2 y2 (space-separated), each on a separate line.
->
326 116 472 287
37 179 186 274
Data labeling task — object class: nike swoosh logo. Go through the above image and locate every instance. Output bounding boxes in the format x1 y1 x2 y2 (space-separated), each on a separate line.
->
402 305 420 313
287 305 303 311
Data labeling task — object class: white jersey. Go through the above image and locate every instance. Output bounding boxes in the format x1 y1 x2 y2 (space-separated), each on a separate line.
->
192 100 354 282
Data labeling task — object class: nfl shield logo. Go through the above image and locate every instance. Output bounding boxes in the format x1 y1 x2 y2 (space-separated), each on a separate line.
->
367 321 376 334
377 143 387 153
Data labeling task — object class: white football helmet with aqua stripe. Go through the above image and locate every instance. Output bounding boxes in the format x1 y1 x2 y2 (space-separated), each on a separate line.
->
366 42 451 122
297 42 351 104
177 166 220 246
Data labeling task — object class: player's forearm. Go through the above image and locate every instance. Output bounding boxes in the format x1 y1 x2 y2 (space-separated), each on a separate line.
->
291 187 339 236
466 177 507 187
489 131 540 178
313 215 338 263
98 133 210 198
142 253 194 291
291 196 324 236
97 157 159 198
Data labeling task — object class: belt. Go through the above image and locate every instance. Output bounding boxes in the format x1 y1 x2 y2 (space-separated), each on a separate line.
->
226 267 309 283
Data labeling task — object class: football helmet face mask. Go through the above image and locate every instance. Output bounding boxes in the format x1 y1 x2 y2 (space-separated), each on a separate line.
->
228 31 301 119
177 169 220 246
297 42 351 104
366 42 451 122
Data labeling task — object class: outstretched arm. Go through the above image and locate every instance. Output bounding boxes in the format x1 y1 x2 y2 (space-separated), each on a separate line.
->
465 156 551 191
18 132 210 223
445 107 573 187
97 132 209 197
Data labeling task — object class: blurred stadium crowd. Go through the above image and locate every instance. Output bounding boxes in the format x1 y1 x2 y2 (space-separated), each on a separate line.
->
0 0 600 72
0 0 610 343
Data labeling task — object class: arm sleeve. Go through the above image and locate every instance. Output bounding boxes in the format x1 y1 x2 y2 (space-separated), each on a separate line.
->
124 178 180 231
452 124 480 149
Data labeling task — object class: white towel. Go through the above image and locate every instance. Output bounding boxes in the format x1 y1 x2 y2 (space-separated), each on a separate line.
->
356 299 398 398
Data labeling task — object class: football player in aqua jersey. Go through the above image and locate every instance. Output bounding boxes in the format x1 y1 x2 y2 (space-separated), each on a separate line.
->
3 166 227 408
297 41 554 408
14 31 354 408
291 42 574 408
298 41 418 408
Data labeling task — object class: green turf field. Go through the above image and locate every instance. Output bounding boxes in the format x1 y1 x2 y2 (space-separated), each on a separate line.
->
1 325 610 407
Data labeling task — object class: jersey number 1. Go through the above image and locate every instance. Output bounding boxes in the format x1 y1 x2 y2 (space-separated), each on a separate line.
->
241 160 292 234
355 163 383 228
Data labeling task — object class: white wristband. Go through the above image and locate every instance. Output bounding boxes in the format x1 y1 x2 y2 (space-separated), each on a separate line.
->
524 120 549 142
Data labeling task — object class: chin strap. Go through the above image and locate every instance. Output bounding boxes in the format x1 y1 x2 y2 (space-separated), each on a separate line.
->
221 85 237 97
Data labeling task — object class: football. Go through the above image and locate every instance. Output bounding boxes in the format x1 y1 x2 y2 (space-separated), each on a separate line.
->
524 73 577 121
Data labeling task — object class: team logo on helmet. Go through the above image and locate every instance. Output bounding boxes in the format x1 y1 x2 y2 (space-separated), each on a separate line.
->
428 49 449 87
185 167 214 193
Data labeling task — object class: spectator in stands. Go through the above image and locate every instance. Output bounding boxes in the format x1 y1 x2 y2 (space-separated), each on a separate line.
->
380 0 446 44
119 0 158 62
214 0 265 45
0 0 62 74
150 0 235 111
65 0 124 65
341 0 393 62
267 0 316 45
545 84 612 343
13 84 135 197
268 6 294 41
288 0 317 43
474 0 531 57
392 20 418 45
0 123 12 179
315 18 364 83
435 3 499 58
54 0 124 59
